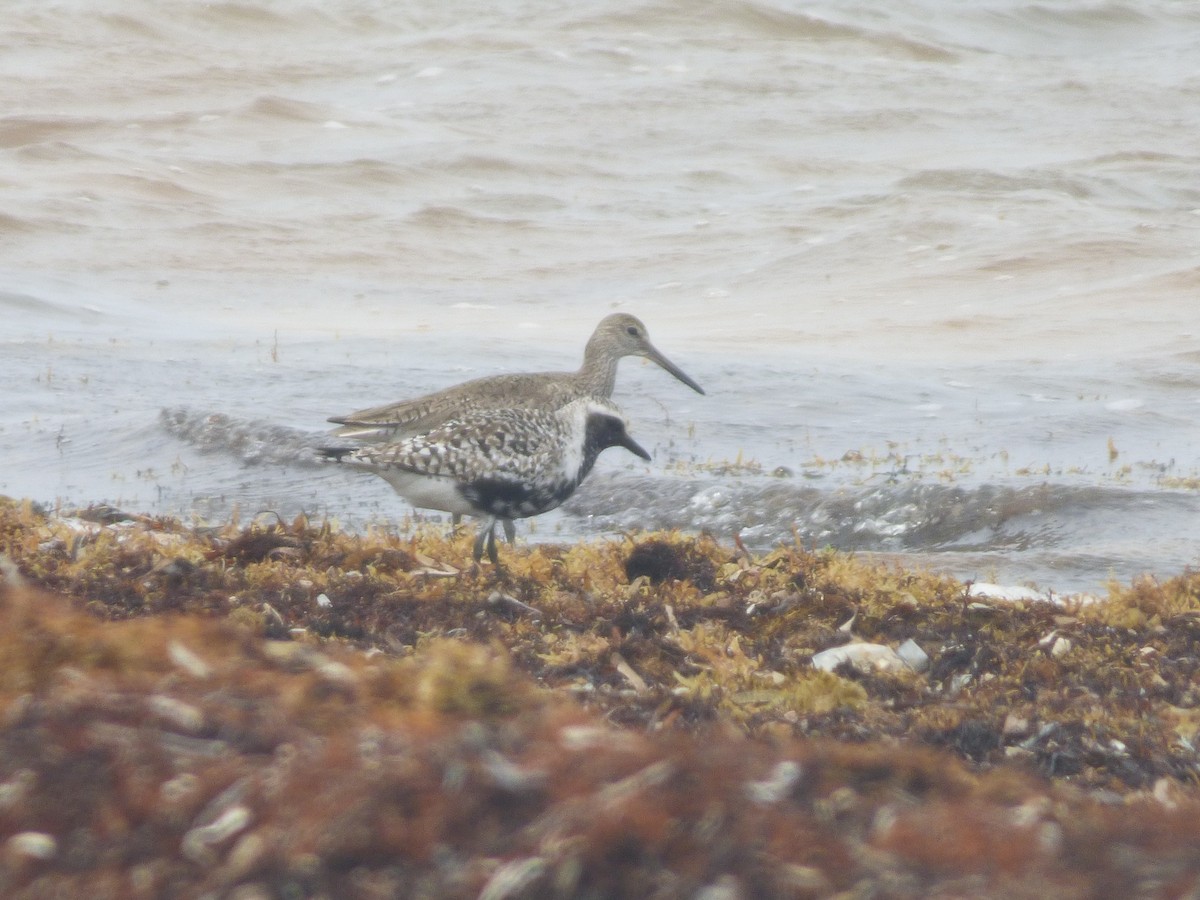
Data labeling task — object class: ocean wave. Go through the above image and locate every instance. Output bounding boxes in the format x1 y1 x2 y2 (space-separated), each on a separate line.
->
568 471 1200 555
159 407 326 467
158 406 1200 558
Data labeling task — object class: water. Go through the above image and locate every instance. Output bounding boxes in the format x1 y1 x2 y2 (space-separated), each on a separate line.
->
3 0 1199 594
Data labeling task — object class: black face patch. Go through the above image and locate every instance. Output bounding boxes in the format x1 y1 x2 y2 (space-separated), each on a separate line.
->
584 413 650 464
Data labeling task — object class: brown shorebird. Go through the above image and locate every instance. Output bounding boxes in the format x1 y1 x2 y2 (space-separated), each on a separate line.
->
327 313 702 540
322 398 651 565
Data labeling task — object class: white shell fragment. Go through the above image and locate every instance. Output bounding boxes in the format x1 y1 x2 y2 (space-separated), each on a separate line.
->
812 643 908 675
811 639 930 676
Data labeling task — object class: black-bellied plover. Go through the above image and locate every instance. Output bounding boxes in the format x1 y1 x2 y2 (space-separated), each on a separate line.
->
321 397 650 565
327 313 701 540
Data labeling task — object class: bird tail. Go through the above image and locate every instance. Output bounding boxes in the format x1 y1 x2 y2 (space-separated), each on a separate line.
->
317 445 357 463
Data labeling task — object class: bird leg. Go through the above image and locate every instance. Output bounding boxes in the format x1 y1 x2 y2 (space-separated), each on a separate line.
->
464 514 512 544
473 517 501 567
486 526 500 566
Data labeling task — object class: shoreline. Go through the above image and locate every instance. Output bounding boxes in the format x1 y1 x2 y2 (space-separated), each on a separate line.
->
3 497 1200 894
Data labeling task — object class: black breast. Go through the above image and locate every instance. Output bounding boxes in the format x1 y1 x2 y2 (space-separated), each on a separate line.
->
459 476 575 520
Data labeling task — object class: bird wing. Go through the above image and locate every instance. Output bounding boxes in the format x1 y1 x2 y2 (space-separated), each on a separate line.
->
343 407 568 484
328 372 581 440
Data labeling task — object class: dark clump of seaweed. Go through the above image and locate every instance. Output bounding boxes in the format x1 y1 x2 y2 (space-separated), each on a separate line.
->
624 535 719 592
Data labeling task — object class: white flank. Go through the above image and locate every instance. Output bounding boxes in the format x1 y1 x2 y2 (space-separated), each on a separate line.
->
375 469 474 515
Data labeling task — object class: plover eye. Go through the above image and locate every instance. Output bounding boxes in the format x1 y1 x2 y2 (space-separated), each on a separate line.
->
626 326 639 337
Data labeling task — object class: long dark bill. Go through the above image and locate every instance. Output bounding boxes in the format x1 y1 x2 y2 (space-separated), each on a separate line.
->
644 343 705 395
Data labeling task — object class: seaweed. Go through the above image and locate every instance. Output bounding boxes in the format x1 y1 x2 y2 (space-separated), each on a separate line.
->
4 498 1200 895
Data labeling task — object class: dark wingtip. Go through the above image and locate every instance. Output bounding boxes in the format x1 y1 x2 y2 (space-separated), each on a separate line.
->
318 446 355 462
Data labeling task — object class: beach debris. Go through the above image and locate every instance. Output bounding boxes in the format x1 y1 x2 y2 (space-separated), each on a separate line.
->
812 642 917 675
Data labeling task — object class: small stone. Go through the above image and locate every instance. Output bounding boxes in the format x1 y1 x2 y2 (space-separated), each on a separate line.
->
221 831 268 884
812 642 907 675
182 805 253 863
1037 630 1073 657
896 639 929 673
781 864 831 893
1009 796 1051 827
745 760 803 804
316 660 358 687
968 583 1046 603
168 640 212 679
160 773 201 807
478 856 548 900
316 592 332 608
694 875 745 900
481 750 547 795
947 673 973 696
1002 714 1031 738
0 769 35 810
148 695 205 733
7 832 56 860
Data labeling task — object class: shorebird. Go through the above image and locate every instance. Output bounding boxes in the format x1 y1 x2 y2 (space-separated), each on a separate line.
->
328 314 703 440
321 398 651 565
327 313 702 540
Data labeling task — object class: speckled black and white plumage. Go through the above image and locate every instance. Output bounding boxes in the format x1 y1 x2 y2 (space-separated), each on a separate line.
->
321 398 650 564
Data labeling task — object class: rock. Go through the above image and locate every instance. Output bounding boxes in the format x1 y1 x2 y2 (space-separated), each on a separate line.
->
812 642 925 675
745 760 803 804
1002 714 1031 738
7 831 57 860
478 856 548 900
182 805 253 864
167 640 212 679
968 583 1048 603
896 639 930 673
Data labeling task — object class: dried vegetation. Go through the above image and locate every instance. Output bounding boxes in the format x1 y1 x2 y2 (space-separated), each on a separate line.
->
3 497 1200 897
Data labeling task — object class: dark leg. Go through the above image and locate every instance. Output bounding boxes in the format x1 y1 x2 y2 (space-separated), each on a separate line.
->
502 518 516 544
473 522 489 562
473 517 502 566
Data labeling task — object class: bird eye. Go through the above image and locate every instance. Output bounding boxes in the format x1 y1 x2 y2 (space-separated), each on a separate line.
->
626 326 639 336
